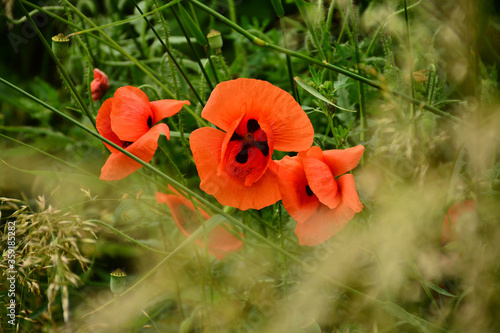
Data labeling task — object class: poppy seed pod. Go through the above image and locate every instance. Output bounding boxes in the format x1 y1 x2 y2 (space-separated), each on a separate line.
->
207 30 223 53
51 33 70 60
110 268 127 295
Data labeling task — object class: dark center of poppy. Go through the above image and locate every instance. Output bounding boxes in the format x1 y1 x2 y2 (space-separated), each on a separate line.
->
147 116 153 128
305 185 314 197
230 118 269 164
122 141 134 148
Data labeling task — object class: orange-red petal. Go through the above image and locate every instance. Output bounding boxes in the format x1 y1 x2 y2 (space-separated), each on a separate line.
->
100 123 168 180
277 156 320 223
150 99 190 124
91 68 109 101
322 145 364 177
96 98 121 154
201 78 313 152
111 86 153 142
300 148 340 209
295 174 363 246
441 200 475 245
155 190 243 260
190 127 281 210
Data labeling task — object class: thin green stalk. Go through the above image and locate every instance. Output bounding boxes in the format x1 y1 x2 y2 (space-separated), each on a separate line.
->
295 0 326 61
170 6 215 90
404 0 415 120
206 47 221 83
335 1 352 43
1 77 446 332
277 203 289 327
280 16 300 102
365 0 423 56
152 0 180 97
349 1 365 144
188 0 458 122
89 219 169 255
16 0 96 129
59 0 207 126
131 0 205 106
20 0 116 48
57 0 184 37
21 0 204 123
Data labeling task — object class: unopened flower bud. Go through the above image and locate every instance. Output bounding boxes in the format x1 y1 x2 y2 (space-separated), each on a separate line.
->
207 30 223 53
51 33 70 60
91 68 109 101
110 268 127 295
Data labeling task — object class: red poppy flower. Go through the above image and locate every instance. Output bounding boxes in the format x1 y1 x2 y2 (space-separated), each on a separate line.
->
277 145 364 246
441 200 475 245
91 68 109 101
96 86 190 180
156 186 244 259
189 78 314 210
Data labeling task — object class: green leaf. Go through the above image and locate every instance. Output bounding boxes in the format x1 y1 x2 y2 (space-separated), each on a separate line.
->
294 0 325 61
177 3 207 46
294 77 356 112
269 0 284 17
422 280 457 298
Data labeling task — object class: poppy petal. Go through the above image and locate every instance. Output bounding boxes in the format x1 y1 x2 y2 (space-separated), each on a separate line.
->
441 200 475 244
220 127 273 186
150 99 190 125
91 68 109 101
206 225 244 260
201 79 314 151
322 145 365 177
278 156 320 223
294 174 362 246
301 150 341 209
96 98 121 154
100 123 168 180
156 191 243 260
190 127 281 210
111 86 153 142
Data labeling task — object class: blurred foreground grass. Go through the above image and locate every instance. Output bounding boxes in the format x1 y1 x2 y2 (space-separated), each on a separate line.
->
1 0 500 332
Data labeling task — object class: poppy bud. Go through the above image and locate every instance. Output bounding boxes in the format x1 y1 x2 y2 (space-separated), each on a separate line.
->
207 30 223 54
51 33 70 60
91 68 109 101
110 268 127 295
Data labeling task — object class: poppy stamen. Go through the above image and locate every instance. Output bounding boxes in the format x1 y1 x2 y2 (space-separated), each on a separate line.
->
243 132 254 143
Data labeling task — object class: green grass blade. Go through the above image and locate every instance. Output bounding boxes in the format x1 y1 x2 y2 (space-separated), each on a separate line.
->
131 0 205 107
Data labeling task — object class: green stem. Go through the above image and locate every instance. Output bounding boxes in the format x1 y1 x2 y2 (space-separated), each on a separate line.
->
16 0 96 130
365 0 423 57
280 16 299 102
206 47 221 83
89 220 169 255
349 1 365 144
132 0 205 106
404 0 415 120
59 0 207 126
187 0 458 122
277 204 289 326
170 6 215 90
